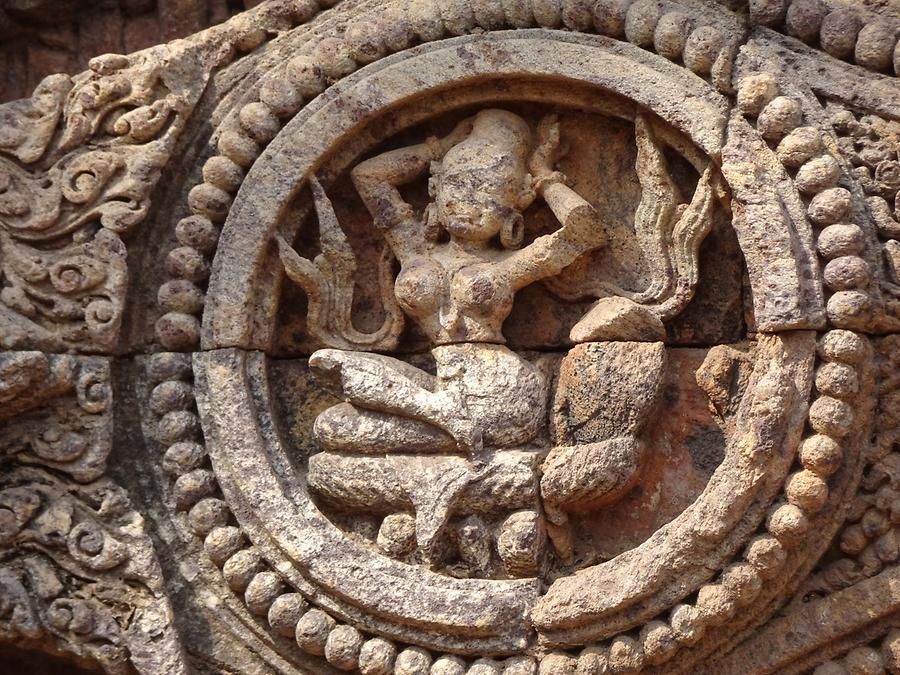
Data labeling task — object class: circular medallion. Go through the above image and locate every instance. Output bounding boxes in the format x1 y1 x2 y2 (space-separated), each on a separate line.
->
174 26 872 674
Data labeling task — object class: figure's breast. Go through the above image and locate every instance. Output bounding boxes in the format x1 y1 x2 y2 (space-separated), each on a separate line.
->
450 264 514 322
394 258 445 320
395 257 515 344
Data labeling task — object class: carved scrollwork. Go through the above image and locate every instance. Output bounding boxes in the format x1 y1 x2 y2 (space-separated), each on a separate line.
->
0 476 181 673
0 468 186 674
0 558 132 671
0 40 213 351
0 364 139 668
0 352 112 482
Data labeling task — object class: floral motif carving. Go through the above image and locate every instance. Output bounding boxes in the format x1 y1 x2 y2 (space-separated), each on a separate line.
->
0 50 201 350
0 349 187 673
0 352 111 482
0 467 186 673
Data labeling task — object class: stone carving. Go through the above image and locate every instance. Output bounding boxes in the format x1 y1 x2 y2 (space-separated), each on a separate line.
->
0 51 191 351
830 106 900 331
0 472 186 674
0 3 334 672
793 334 898 601
273 106 717 573
0 0 309 352
0 351 111 482
0 351 186 673
2 0 900 674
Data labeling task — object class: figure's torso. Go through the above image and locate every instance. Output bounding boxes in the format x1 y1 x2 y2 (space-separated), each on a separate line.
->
394 244 514 344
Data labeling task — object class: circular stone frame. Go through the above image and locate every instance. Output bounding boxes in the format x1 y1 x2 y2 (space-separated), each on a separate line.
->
189 30 868 662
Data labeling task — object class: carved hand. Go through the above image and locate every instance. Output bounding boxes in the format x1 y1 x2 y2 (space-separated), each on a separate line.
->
529 113 567 190
430 117 475 158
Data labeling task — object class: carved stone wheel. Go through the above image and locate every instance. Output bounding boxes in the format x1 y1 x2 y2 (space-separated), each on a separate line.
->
1 1 899 674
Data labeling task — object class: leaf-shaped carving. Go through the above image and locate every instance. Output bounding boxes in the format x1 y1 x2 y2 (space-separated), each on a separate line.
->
0 355 110 482
0 75 71 164
278 176 404 351
0 42 212 350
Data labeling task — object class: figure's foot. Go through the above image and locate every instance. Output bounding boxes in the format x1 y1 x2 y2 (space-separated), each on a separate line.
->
497 510 547 576
308 348 345 394
443 416 484 458
540 436 645 515
376 513 417 558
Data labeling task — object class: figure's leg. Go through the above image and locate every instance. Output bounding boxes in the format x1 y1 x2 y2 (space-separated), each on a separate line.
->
307 453 409 512
310 349 480 453
313 402 456 454
308 450 475 562
311 349 437 395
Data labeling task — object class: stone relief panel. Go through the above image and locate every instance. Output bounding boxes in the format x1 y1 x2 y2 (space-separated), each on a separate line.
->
267 94 728 578
0 352 187 674
1 0 899 674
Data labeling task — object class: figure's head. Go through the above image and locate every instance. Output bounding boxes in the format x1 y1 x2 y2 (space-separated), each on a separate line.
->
429 109 537 248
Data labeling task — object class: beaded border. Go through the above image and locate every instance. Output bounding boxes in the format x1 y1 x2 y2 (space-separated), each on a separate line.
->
142 0 890 672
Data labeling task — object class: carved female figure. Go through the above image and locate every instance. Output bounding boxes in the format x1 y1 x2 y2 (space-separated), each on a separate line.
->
308 110 604 455
279 107 715 562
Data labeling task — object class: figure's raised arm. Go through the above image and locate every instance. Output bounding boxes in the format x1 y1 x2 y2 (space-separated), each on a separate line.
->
498 114 607 290
351 118 474 261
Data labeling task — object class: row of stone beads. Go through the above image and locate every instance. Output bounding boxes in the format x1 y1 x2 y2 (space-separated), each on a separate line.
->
202 514 541 675
148 356 285 665
435 0 732 75
214 551 544 673
749 0 900 75
182 472 401 675
737 74 837 200
737 73 874 329
817 223 872 331
148 353 220 516
791 366 883 577
145 348 409 675
162 419 379 675
544 535 784 674
734 72 865 549
784 112 875 330
778 330 866 528
600 0 731 82
764 331 865 552
813 629 900 675
287 595 541 675
833 334 900 582
197 528 358 671
155 0 340 352
434 0 732 83
147 352 245 563
837 489 899 584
